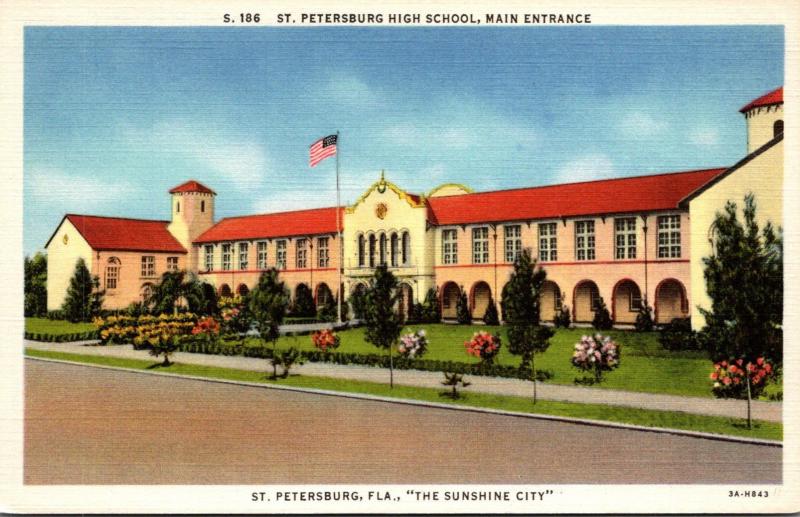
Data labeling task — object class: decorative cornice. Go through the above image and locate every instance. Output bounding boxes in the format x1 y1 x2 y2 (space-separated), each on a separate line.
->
427 182 474 197
345 172 427 214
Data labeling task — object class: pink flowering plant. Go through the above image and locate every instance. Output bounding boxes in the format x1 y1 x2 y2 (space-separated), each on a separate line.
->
464 331 501 365
218 295 252 338
397 329 428 359
710 357 774 399
571 334 620 383
311 328 340 353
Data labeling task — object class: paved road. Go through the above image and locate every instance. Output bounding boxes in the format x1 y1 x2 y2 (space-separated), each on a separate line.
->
26 340 783 422
24 359 781 485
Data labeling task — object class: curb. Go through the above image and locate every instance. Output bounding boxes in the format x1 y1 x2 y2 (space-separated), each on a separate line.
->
26 355 782 448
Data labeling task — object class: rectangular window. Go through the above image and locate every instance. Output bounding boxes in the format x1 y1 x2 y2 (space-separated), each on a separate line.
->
167 256 179 272
221 243 232 271
296 238 307 269
538 223 557 262
238 242 249 270
257 241 267 269
141 256 155 277
657 215 681 258
105 265 119 290
442 229 458 265
472 227 489 264
318 237 330 268
276 240 287 269
614 218 637 259
575 220 596 261
504 225 523 263
204 245 214 271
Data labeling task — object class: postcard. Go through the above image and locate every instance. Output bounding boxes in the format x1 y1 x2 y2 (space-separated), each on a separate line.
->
1 0 798 513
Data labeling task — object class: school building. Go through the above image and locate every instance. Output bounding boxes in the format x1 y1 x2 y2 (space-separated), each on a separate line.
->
45 87 784 329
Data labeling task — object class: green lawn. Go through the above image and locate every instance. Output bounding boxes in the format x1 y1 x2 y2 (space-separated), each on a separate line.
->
25 317 96 335
259 324 717 398
25 347 782 442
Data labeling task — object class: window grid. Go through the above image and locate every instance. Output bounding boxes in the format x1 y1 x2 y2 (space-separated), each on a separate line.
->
442 229 458 265
357 235 365 267
238 243 249 270
257 241 267 269
141 256 155 277
204 245 214 271
106 263 119 290
538 223 557 262
221 244 232 271
472 227 489 264
318 237 330 268
296 239 307 269
575 220 596 261
276 240 287 269
504 225 522 263
657 215 681 258
614 218 637 259
167 256 179 272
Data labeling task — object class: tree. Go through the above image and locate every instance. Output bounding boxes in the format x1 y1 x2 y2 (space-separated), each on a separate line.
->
146 271 206 315
455 286 471 324
291 284 316 317
363 265 403 388
483 296 500 325
503 249 554 403
24 253 48 317
248 269 290 379
421 287 441 323
348 287 368 320
634 301 654 332
61 258 103 322
699 194 782 428
591 296 613 330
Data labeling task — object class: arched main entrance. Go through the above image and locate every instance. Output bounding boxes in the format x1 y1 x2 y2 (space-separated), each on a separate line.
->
655 279 688 324
470 281 492 320
540 281 561 322
441 282 460 319
573 280 600 323
612 279 642 324
315 283 333 308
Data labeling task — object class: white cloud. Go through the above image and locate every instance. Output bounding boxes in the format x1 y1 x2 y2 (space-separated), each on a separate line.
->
325 72 381 107
689 127 720 146
619 111 669 139
26 166 135 213
554 154 616 184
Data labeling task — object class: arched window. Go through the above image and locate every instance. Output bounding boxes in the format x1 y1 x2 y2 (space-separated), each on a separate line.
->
774 120 784 138
105 257 121 290
379 233 387 266
402 231 411 265
357 234 366 267
368 234 376 267
390 232 399 267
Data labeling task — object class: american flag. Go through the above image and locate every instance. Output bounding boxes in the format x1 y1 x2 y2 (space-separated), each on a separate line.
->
309 134 337 167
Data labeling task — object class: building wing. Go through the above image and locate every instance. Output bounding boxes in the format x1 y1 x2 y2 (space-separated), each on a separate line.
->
194 206 345 243
46 214 187 253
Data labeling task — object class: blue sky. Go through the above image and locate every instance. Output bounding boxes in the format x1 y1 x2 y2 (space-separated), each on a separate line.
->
24 26 783 256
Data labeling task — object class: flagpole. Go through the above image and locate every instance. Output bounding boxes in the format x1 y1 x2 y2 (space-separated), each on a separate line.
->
335 130 343 324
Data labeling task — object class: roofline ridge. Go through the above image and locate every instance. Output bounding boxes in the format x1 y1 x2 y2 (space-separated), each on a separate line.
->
66 213 171 224
214 205 344 223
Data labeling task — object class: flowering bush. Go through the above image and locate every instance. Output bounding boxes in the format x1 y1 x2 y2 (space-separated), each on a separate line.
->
464 331 501 365
571 334 620 383
398 329 428 359
94 313 196 345
218 295 252 336
710 357 774 399
311 328 340 353
191 316 220 341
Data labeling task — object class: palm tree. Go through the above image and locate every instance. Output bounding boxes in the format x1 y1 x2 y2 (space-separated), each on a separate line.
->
146 271 206 315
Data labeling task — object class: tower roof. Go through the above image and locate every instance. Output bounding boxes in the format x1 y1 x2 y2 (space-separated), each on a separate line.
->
739 87 783 113
169 180 216 195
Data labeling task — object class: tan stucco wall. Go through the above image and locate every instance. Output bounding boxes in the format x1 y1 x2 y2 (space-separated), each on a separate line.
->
745 104 783 154
98 251 186 310
688 139 783 328
46 219 93 311
168 191 215 272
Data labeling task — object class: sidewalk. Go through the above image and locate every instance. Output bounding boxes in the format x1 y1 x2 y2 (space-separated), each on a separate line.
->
25 340 782 423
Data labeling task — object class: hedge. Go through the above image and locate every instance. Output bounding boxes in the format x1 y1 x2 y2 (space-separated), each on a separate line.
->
25 330 100 343
176 340 534 380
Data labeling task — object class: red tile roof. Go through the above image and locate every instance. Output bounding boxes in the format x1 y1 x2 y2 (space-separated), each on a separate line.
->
739 87 783 113
426 168 726 226
55 214 187 253
195 206 344 243
169 180 216 195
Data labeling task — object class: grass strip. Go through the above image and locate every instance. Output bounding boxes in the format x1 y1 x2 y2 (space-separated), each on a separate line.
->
25 347 782 442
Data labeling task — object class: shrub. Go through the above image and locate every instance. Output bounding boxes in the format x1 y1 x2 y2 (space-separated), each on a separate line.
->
710 357 774 399
441 371 470 399
126 302 149 317
591 297 613 330
397 329 428 359
421 287 441 323
291 284 316 317
482 297 500 325
455 287 471 324
316 296 337 322
464 331 501 365
408 302 424 324
571 333 620 384
191 316 220 343
219 295 252 336
46 310 66 320
634 302 654 332
272 347 304 378
553 302 571 328
659 317 699 351
311 328 340 353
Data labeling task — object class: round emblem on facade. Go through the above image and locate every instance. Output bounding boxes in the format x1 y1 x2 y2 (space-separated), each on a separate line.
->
62 234 69 245
375 203 388 219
